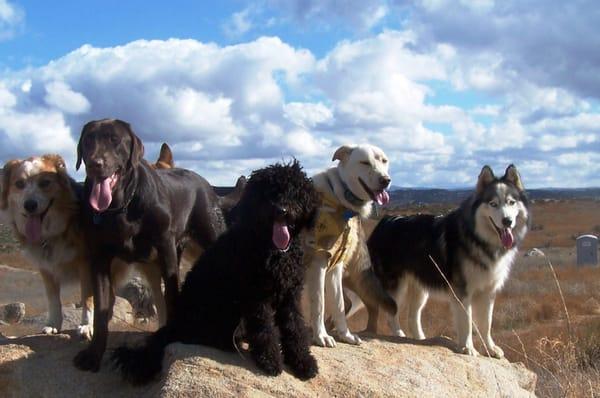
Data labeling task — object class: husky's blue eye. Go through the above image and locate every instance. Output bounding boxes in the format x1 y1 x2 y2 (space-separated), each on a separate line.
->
507 199 516 206
489 201 498 208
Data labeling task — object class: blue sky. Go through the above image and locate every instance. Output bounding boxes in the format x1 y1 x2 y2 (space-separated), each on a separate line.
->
0 0 599 188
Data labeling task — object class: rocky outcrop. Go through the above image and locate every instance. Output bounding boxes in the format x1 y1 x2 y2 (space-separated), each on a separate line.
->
0 332 536 397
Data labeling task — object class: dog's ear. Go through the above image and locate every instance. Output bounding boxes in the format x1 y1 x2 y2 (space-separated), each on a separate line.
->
42 154 66 171
476 165 495 193
76 121 95 171
503 164 524 191
42 154 71 189
0 160 20 210
120 121 144 169
332 145 354 162
156 143 174 169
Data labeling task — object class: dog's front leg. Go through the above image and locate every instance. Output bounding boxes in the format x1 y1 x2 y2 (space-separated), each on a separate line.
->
450 296 479 356
276 291 318 380
77 263 94 340
244 301 283 376
39 269 62 335
73 254 114 372
156 239 179 323
472 290 504 358
325 263 361 345
306 253 336 347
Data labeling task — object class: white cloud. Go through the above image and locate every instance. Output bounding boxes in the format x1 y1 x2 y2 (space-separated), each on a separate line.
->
0 26 598 188
223 8 254 38
0 0 23 40
44 81 91 114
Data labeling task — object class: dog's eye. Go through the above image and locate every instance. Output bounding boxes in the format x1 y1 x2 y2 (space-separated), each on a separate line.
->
489 201 498 208
14 180 25 189
38 179 51 189
360 161 371 166
507 199 516 206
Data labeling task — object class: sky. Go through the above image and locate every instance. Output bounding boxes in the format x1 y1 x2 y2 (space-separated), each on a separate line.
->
0 0 599 188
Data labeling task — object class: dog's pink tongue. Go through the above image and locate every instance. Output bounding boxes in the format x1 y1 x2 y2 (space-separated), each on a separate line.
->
375 190 390 206
25 216 42 244
501 228 514 249
272 222 291 250
90 177 113 212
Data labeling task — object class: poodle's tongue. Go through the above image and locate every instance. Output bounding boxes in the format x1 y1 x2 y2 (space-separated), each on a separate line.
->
375 190 390 206
90 174 117 212
272 222 291 251
25 216 42 244
501 228 514 249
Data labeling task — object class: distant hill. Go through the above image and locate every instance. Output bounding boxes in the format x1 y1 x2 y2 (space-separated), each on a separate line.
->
388 187 600 205
214 186 600 205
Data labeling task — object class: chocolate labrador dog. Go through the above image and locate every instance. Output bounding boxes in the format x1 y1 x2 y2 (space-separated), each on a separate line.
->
73 119 228 372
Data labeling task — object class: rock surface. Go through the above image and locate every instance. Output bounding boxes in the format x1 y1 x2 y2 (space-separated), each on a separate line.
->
0 332 536 397
0 303 26 324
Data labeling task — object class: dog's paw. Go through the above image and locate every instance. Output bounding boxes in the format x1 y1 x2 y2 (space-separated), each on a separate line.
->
255 356 283 377
289 353 318 380
73 348 101 372
390 328 406 338
313 332 336 348
460 345 480 357
336 330 362 345
77 325 94 341
487 344 504 359
41 326 59 335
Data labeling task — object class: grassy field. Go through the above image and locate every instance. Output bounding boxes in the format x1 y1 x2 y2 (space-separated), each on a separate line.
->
1 199 599 396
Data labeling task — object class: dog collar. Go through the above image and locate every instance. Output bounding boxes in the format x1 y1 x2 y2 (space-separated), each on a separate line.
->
326 176 367 208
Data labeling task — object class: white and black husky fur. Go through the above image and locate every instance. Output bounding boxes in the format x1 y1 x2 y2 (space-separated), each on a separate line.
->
366 165 529 358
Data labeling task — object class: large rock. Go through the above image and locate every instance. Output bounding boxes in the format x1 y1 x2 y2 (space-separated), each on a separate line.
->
0 332 536 397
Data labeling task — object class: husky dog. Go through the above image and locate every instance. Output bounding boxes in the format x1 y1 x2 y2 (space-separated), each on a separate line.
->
304 144 395 348
366 165 529 358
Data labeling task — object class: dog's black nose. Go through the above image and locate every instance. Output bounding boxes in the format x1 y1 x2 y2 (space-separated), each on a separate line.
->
275 206 288 218
379 176 391 188
87 158 104 170
502 217 512 227
24 199 38 214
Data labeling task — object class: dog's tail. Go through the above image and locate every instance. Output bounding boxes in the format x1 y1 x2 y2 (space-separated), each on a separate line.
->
219 175 247 225
347 267 396 317
111 326 175 385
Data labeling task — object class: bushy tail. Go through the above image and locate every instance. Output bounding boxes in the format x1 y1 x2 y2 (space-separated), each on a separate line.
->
111 326 174 385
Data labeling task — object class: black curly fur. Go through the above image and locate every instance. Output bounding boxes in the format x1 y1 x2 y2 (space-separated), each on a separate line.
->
112 161 320 384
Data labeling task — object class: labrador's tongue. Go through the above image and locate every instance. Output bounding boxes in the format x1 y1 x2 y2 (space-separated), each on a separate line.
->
375 190 390 206
501 228 514 249
272 222 291 250
90 177 113 212
25 216 42 244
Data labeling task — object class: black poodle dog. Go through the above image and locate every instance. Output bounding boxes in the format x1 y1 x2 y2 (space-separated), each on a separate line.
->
112 161 320 384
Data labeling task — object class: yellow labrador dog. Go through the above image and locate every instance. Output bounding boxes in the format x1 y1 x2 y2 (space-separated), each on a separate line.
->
304 144 395 347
